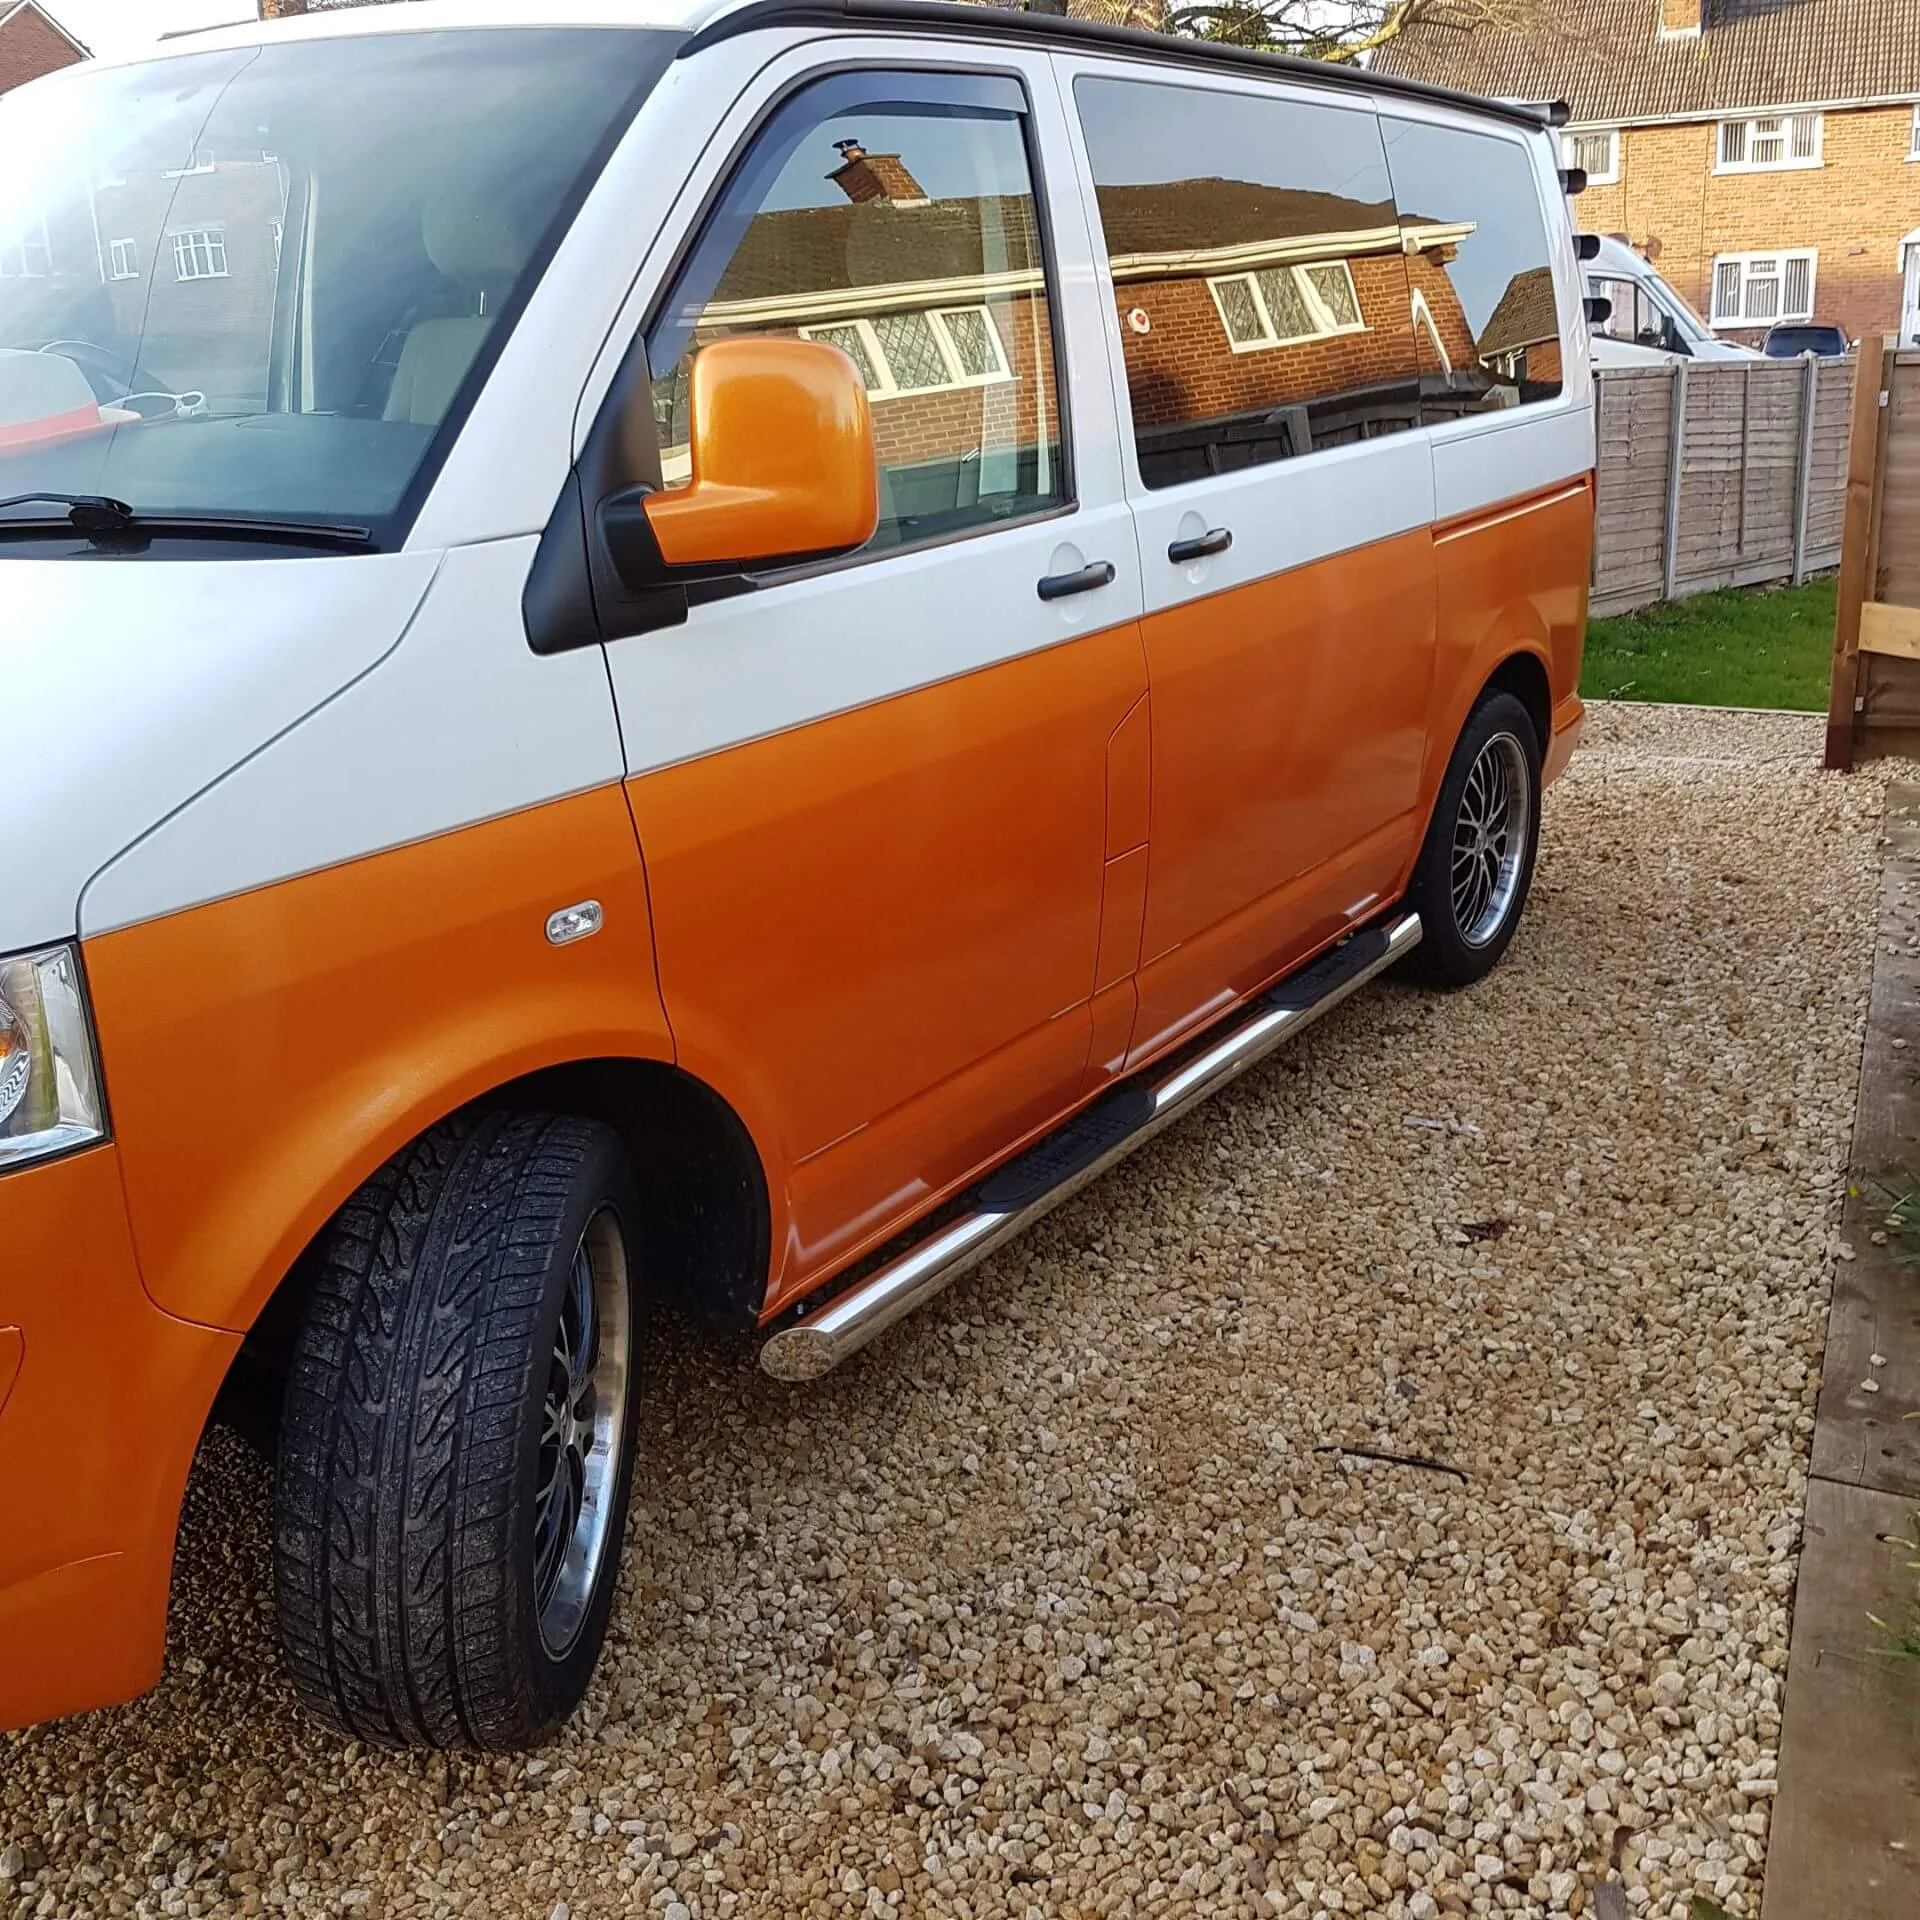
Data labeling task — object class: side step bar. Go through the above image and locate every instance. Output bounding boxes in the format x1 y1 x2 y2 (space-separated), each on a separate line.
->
760 911 1422 1382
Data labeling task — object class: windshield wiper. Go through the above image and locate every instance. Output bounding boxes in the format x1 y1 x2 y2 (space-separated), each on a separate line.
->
0 491 138 532
0 493 373 549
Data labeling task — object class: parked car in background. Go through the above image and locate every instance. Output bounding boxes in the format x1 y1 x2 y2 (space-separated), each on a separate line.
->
1585 235 1763 366
0 0 1594 1751
1762 322 1850 358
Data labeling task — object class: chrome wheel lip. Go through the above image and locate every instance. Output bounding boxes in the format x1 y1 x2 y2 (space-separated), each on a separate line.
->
1450 730 1532 949
533 1207 631 1660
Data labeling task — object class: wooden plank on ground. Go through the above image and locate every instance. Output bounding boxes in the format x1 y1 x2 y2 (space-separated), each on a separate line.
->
1812 787 1920 1492
1759 1478 1920 1920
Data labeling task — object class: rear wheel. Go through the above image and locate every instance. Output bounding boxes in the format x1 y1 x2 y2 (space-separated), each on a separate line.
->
1407 689 1542 988
273 1111 644 1748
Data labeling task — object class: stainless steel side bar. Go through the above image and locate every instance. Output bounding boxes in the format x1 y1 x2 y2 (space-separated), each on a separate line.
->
760 912 1422 1381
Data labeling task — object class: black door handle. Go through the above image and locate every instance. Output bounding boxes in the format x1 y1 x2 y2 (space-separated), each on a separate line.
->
1036 560 1116 602
1168 526 1233 563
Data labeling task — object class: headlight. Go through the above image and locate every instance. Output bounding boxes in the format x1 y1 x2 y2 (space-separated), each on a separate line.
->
0 944 107 1173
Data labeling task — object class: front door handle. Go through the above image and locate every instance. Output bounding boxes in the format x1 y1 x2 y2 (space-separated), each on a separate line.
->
1168 526 1233 563
1036 560 1116 602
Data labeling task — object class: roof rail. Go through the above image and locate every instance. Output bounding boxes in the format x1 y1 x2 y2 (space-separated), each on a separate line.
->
681 0 1563 130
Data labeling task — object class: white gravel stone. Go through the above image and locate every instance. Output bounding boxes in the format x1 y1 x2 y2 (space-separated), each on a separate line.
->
0 706 1895 1918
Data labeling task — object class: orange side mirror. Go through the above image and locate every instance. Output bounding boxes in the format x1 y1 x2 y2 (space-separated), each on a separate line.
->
644 336 879 568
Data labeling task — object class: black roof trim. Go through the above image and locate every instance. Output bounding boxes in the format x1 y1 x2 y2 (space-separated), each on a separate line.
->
680 0 1565 130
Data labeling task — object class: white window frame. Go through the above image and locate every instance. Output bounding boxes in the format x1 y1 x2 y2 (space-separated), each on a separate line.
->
171 227 229 281
1716 112 1823 173
0 214 51 279
1909 103 1920 161
1206 260 1367 353
1561 128 1619 186
800 305 1010 399
1709 249 1818 327
107 237 139 281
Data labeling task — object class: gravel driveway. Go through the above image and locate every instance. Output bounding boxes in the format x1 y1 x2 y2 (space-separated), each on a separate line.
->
0 705 1893 1920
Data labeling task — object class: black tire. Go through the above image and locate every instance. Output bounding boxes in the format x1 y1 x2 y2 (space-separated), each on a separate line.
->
274 1111 645 1749
1406 689 1542 988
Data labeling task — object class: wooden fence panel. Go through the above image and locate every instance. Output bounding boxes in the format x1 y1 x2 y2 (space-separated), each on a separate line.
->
1830 345 1920 767
1884 355 1920 610
1593 358 1849 615
1806 359 1854 559
1592 367 1671 609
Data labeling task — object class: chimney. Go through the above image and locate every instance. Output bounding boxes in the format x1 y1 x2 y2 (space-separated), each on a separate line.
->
1657 0 1704 37
828 139 930 207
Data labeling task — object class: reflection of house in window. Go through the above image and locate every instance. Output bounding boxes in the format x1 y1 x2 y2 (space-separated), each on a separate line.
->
108 237 139 280
171 227 229 281
1475 265 1562 386
663 139 1051 482
0 216 51 278
1410 287 1451 371
801 305 1009 397
1208 260 1365 350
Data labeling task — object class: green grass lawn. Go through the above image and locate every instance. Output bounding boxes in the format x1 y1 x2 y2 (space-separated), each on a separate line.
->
1580 577 1835 711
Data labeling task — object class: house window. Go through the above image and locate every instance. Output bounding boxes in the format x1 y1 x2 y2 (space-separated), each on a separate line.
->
171 228 228 281
1710 250 1817 325
108 238 139 281
1909 104 1919 159
799 306 1010 398
0 217 52 278
1562 128 1619 185
1717 112 1822 171
1207 261 1367 351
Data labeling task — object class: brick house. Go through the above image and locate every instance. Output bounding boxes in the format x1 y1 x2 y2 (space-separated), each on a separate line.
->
0 1 84 97
670 137 1506 489
1375 0 1920 348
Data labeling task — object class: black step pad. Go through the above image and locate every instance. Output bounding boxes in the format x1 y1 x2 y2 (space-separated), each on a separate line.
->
1260 925 1392 1014
977 1083 1156 1214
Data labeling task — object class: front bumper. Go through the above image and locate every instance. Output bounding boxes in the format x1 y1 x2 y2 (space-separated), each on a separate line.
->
0 1145 237 1731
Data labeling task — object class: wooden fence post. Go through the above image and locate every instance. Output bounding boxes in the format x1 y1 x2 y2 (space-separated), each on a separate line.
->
1662 361 1688 602
1827 338 1893 771
1792 353 1818 584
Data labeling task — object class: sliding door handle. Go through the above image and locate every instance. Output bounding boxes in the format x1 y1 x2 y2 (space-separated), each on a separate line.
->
1168 527 1233 563
1036 560 1116 602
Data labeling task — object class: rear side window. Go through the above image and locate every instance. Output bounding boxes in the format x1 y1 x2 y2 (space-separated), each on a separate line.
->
1380 118 1565 415
647 73 1065 556
1073 75 1421 489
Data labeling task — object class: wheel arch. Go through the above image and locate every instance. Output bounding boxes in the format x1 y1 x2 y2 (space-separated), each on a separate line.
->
1482 648 1553 759
217 1054 772 1447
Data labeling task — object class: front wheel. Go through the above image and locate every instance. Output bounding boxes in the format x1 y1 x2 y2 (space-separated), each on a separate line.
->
274 1111 645 1748
1406 690 1542 988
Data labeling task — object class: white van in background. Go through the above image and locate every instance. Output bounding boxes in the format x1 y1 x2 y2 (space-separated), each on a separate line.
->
1585 235 1762 366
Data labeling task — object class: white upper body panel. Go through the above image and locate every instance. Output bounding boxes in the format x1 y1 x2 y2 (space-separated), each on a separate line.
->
6 5 1588 954
0 552 438 953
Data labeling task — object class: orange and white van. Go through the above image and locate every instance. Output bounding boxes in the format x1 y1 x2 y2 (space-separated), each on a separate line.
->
0 0 1590 1747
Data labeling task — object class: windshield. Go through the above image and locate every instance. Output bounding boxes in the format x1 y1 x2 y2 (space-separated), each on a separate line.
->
0 28 668 543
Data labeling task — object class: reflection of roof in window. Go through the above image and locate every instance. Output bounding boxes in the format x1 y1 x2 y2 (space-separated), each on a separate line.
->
712 178 1435 312
1477 265 1560 357
1095 179 1396 256
713 196 1042 304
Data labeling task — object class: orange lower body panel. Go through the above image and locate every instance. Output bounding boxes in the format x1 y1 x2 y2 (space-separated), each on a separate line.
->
85 786 671 1335
626 625 1147 1305
0 1146 237 1731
